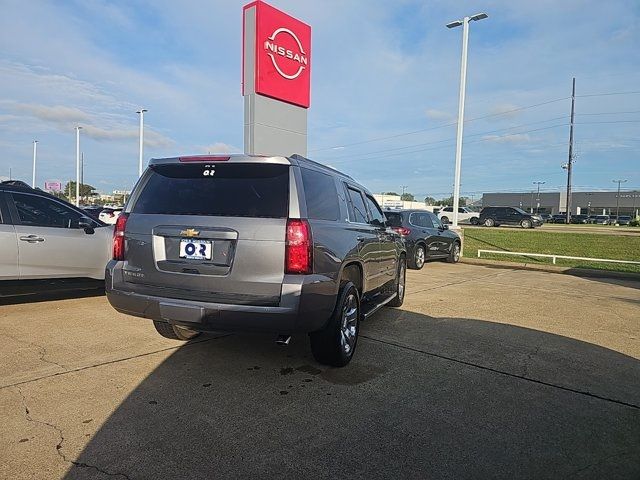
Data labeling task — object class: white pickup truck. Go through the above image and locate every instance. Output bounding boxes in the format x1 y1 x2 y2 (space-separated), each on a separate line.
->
437 206 480 225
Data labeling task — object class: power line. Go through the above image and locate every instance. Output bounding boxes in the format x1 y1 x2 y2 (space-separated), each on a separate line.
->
577 110 640 116
309 97 570 153
323 116 570 162
576 91 640 98
327 123 569 165
576 120 640 125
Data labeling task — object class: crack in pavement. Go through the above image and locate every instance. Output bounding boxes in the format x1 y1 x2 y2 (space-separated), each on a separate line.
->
3 332 67 370
407 270 514 297
14 386 132 479
360 335 640 411
0 334 233 391
565 449 640 478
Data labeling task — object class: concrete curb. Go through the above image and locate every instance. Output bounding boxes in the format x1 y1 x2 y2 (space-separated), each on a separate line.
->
460 257 640 281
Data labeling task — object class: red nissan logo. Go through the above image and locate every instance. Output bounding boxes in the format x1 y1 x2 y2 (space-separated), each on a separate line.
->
264 27 308 80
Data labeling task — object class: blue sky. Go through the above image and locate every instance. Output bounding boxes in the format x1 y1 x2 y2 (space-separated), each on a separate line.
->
0 0 639 200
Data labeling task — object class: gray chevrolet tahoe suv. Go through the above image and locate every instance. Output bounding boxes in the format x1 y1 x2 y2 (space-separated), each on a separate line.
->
105 154 406 366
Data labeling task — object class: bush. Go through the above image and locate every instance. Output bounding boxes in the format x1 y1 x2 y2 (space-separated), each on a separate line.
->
630 219 640 227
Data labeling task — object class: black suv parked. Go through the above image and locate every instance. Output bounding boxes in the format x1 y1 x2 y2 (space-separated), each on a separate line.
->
105 154 406 367
479 206 543 228
384 210 461 270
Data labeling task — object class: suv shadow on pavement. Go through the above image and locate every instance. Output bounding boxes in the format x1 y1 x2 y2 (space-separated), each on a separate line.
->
61 311 640 480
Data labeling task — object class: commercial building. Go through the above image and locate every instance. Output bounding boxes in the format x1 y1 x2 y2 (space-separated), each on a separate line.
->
481 191 640 217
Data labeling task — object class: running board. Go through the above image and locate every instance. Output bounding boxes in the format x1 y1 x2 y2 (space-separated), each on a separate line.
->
362 293 397 321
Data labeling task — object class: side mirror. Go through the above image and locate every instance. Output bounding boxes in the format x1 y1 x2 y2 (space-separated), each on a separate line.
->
77 217 95 234
440 224 449 230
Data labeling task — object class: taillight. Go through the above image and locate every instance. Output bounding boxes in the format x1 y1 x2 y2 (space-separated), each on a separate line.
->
392 227 411 236
285 219 312 274
113 213 128 260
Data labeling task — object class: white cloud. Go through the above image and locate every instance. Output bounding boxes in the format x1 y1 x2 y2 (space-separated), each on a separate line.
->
201 142 241 154
482 133 531 144
425 109 455 123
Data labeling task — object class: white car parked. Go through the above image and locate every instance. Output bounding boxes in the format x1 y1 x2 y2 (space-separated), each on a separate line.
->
437 206 480 225
0 182 113 281
99 207 123 225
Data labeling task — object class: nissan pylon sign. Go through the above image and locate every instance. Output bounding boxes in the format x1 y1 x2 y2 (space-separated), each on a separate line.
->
243 1 311 108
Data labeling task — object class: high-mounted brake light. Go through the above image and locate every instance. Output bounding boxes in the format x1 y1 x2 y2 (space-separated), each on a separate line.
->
391 226 411 236
113 213 129 260
179 155 230 162
285 219 312 274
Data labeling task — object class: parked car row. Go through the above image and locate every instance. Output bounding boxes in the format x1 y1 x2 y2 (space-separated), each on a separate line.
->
545 214 632 225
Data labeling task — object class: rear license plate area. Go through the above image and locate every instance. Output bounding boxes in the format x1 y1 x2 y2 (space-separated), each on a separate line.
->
179 239 213 260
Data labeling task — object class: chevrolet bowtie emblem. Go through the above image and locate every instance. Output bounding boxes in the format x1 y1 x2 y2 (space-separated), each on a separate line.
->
180 229 200 238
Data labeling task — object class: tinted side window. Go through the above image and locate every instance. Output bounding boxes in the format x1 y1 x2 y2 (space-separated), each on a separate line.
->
365 195 385 225
133 164 289 218
301 169 339 221
385 212 403 227
409 212 433 228
346 187 368 223
11 192 82 228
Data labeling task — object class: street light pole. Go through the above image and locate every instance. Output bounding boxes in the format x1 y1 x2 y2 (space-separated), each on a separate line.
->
533 181 545 213
613 179 627 221
446 13 488 228
75 126 82 206
32 140 38 188
137 109 148 178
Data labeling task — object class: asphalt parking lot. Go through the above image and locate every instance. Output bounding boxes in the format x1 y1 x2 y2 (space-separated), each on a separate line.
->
1 263 639 479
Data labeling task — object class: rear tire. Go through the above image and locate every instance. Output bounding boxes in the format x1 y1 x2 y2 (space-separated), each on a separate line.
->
441 216 449 225
408 245 425 270
484 218 495 227
470 217 479 225
309 282 360 367
388 256 406 307
153 321 201 341
446 242 461 263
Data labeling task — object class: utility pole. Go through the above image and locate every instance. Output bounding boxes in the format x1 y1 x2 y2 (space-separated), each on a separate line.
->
565 77 576 224
75 126 82 207
533 181 545 214
401 185 408 197
137 109 148 178
32 140 38 188
613 179 627 222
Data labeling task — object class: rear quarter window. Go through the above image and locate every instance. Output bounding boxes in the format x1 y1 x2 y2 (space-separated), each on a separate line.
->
300 168 340 221
132 163 289 218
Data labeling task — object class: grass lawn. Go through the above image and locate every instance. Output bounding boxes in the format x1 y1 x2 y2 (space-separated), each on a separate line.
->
462 228 640 274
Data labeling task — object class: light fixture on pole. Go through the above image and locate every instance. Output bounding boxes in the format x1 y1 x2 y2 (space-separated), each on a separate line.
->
137 109 148 178
446 12 488 228
75 126 82 206
613 179 627 221
32 140 38 188
533 181 545 213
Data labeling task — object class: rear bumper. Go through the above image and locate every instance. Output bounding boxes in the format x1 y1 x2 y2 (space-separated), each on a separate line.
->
105 261 337 334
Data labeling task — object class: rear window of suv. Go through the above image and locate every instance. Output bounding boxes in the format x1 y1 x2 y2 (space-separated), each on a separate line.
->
132 163 289 218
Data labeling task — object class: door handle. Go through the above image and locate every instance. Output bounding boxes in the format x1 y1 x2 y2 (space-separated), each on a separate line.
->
19 235 45 243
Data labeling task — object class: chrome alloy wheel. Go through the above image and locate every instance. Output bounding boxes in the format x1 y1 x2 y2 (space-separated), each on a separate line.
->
453 243 460 262
398 261 406 300
340 294 359 355
415 247 425 269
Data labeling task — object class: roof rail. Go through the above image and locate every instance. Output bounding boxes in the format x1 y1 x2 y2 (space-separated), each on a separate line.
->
289 154 354 180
